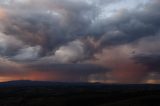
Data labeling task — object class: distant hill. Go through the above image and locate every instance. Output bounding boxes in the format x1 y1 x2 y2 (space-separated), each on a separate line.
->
0 80 160 90
0 80 160 106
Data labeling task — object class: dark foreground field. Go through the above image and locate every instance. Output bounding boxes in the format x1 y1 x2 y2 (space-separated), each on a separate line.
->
0 81 160 106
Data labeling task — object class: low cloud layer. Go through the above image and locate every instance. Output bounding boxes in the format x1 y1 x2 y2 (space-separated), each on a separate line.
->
0 0 160 83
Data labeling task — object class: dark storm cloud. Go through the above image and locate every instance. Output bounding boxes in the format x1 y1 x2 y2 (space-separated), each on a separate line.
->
99 8 160 47
0 0 159 60
0 0 160 83
132 53 160 83
28 63 109 81
134 54 160 72
30 63 108 75
1 0 99 53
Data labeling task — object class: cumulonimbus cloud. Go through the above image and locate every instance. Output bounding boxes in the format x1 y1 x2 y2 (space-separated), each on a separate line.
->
0 0 159 83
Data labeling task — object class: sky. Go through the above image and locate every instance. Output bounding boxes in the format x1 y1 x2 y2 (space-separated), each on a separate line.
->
0 0 160 83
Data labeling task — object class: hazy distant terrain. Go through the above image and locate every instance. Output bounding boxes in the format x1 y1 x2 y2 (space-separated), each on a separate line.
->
0 81 159 106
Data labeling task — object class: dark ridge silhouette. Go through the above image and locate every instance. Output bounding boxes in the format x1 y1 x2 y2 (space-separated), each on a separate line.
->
0 80 160 90
0 80 160 106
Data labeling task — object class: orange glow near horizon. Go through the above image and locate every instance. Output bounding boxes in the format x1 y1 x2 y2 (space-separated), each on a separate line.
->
0 71 68 82
0 77 21 82
0 71 63 82
0 8 6 20
26 71 61 81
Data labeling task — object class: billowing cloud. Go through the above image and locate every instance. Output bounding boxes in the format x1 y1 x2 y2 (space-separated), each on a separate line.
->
13 45 41 61
40 40 85 63
0 0 159 83
0 32 23 55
